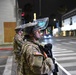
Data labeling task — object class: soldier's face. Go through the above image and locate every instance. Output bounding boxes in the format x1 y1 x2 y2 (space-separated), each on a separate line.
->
18 31 23 36
34 29 41 39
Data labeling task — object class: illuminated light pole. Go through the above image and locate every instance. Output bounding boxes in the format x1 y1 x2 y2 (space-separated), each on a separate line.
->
33 13 36 21
54 18 56 21
54 18 61 36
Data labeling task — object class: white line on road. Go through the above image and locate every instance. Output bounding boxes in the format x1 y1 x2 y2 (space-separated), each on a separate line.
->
56 56 76 61
56 61 71 75
0 65 5 67
53 51 74 54
3 56 13 75
60 62 76 67
55 39 61 41
69 41 76 44
54 53 76 57
69 70 76 75
53 48 67 51
53 46 67 50
62 42 69 44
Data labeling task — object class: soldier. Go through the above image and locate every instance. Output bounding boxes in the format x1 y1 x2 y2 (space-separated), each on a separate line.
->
19 22 54 75
13 25 25 74
13 25 24 61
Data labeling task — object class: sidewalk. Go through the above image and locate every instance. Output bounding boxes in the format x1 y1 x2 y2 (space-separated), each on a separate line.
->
0 44 13 50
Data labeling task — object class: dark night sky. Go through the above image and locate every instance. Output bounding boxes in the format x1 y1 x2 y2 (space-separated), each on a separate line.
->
18 0 76 27
18 0 76 17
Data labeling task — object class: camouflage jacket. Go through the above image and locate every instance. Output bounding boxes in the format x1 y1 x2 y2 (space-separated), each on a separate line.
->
20 40 54 75
13 34 24 53
13 33 25 62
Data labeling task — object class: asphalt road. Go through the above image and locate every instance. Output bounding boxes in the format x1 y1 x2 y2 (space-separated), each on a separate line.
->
52 37 76 75
0 36 76 75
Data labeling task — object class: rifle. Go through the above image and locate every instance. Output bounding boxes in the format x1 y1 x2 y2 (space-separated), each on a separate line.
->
31 41 58 75
44 43 58 75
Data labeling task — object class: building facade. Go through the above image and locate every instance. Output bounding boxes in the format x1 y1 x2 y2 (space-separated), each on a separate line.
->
61 8 76 36
0 0 16 44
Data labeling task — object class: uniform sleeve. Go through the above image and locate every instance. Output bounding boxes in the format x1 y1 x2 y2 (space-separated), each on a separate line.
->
41 57 54 74
24 45 43 74
22 43 54 75
15 34 24 46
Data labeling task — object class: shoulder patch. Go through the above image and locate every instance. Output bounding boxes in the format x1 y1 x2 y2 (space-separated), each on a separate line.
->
33 52 43 56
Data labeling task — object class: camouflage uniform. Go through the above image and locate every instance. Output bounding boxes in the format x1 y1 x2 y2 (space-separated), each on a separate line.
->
13 25 24 62
19 22 54 75
19 41 54 75
13 25 25 75
13 33 24 62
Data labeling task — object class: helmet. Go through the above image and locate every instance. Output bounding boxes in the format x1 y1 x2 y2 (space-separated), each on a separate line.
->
23 22 38 28
15 25 24 34
15 25 22 30
24 22 41 34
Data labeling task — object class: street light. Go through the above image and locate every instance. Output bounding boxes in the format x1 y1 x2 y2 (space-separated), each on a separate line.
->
53 18 56 21
53 18 61 36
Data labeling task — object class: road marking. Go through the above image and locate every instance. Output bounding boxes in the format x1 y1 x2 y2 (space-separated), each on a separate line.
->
0 65 5 67
62 42 69 44
54 53 76 57
57 56 76 61
53 51 74 54
53 48 67 50
55 39 66 41
54 44 61 46
60 62 76 67
53 47 67 50
55 39 61 41
56 61 71 75
69 41 76 44
3 56 13 75
69 70 76 75
53 45 76 75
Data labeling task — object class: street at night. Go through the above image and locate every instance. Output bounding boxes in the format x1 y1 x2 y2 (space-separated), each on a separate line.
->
53 37 76 75
0 0 76 75
0 37 76 75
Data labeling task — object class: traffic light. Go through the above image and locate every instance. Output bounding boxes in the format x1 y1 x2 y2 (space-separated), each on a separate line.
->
21 12 25 24
21 12 25 17
22 3 33 23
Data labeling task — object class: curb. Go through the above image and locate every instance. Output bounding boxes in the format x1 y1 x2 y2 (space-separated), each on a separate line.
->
0 48 13 50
